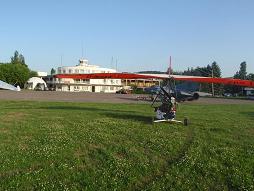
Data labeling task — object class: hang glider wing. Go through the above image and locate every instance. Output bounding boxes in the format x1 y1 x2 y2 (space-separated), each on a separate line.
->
54 73 254 87
170 75 254 87
55 73 167 80
0 80 20 91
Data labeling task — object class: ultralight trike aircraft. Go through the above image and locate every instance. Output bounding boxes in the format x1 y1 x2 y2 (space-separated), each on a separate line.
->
55 72 254 125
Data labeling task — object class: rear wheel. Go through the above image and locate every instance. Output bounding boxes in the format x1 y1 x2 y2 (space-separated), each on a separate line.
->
184 118 189 126
193 93 199 100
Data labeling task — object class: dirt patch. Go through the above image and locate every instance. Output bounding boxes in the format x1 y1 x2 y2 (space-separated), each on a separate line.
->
0 162 43 179
0 128 10 134
1 112 27 123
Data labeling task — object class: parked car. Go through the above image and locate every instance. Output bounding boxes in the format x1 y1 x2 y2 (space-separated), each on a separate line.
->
116 89 132 94
144 85 161 94
223 93 232 97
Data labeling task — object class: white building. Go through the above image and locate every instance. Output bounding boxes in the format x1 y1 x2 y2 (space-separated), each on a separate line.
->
37 71 48 77
54 59 122 92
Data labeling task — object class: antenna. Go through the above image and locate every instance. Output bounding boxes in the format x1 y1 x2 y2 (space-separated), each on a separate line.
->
110 56 114 69
115 58 118 71
81 41 84 59
61 55 63 66
169 56 172 75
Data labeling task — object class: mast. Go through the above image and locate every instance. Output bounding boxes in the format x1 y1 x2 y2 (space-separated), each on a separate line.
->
169 56 172 75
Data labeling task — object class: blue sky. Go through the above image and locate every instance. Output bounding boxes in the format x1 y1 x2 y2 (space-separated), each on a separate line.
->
0 0 253 76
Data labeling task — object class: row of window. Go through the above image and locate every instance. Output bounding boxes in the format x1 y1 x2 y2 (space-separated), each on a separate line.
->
74 86 89 91
72 79 120 85
58 69 111 74
73 86 117 91
74 79 90 84
103 79 120 84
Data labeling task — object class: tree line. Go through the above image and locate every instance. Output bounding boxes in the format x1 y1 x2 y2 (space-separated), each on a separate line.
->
173 61 254 95
0 51 37 88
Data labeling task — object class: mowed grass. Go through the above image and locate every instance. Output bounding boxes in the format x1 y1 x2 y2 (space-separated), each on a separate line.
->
0 101 254 190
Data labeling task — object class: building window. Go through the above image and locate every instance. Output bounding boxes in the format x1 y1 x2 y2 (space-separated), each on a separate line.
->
110 86 114 90
80 69 84 73
101 86 106 91
82 86 89 91
74 79 90 84
69 69 72 74
63 70 66 74
75 69 79 73
74 79 79 83
82 79 90 84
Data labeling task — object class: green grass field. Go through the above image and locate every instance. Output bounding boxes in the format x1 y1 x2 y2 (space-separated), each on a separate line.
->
0 101 254 190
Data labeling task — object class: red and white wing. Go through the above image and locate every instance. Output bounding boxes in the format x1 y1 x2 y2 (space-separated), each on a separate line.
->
54 73 254 87
171 75 254 87
54 73 167 80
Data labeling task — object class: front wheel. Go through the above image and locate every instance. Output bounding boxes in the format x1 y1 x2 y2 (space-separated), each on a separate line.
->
184 118 189 126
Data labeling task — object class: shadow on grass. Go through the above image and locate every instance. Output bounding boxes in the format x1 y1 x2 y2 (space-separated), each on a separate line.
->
7 105 137 113
47 106 153 124
7 105 153 124
45 106 152 124
240 112 254 119
102 112 152 124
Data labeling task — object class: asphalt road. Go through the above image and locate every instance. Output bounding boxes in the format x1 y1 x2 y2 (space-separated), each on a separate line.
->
0 90 253 104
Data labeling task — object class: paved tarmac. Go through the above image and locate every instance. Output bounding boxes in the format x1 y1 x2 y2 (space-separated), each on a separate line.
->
0 90 253 104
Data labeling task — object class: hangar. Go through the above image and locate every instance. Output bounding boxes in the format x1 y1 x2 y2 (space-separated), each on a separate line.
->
25 77 47 91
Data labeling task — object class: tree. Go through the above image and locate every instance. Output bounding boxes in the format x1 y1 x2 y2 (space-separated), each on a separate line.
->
11 50 27 67
0 51 35 88
51 68 56 75
239 61 247 80
247 73 254 81
180 62 223 95
0 63 30 88
211 62 223 95
11 51 19 64
29 70 38 78
234 61 247 80
211 62 221 78
19 54 26 66
232 62 248 95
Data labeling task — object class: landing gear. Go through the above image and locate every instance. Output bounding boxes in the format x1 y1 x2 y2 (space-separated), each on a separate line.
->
151 85 191 127
152 115 189 126
184 118 189 126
